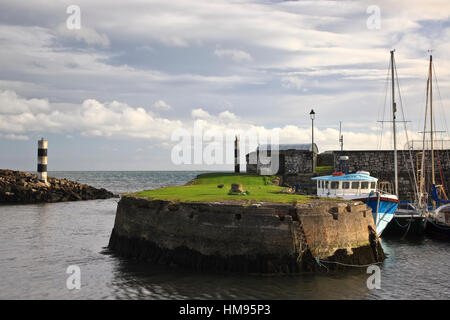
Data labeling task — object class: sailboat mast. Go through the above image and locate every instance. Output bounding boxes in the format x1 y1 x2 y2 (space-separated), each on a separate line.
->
391 50 398 197
429 55 435 185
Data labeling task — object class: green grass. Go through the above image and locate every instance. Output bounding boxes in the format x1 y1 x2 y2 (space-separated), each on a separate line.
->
316 166 334 174
132 172 311 203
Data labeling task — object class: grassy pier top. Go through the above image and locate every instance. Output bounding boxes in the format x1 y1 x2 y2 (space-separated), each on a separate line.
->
133 172 312 203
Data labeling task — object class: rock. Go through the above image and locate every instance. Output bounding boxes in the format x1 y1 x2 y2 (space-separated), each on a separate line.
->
0 169 117 204
280 188 294 194
230 183 243 192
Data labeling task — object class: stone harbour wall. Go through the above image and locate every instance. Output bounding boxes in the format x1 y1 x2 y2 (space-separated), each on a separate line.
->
333 150 450 174
108 196 385 273
332 150 450 199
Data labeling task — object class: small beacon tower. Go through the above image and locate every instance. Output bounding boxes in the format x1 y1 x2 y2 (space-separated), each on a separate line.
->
234 135 240 173
37 138 48 183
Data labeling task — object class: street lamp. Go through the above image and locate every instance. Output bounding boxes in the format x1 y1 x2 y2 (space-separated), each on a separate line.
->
310 109 316 173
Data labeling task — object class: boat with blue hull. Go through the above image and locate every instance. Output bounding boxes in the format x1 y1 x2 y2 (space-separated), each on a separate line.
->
312 171 399 236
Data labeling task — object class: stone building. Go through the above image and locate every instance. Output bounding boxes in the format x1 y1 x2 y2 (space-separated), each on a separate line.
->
246 143 318 175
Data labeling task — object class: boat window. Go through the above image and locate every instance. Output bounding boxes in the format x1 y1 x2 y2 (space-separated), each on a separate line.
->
330 181 339 189
342 182 350 189
351 182 359 189
321 181 324 189
370 182 376 189
325 181 329 189
361 182 369 189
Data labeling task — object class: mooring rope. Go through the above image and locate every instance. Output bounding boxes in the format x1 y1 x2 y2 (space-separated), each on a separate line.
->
394 217 412 229
427 219 450 230
315 257 383 269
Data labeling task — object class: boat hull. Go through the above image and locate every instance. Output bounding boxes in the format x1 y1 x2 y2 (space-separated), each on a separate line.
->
426 219 450 240
382 216 427 237
355 196 398 236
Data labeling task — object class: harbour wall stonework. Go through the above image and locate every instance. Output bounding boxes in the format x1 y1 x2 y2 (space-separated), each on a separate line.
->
109 196 385 273
333 150 450 200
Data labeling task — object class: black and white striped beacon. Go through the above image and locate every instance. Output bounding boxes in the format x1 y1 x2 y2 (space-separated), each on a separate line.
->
234 135 240 173
37 138 48 183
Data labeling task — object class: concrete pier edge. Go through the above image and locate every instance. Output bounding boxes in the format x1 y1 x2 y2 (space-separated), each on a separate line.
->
108 196 385 273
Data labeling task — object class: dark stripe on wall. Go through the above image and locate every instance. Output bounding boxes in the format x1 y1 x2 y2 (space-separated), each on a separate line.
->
37 164 47 172
38 149 48 156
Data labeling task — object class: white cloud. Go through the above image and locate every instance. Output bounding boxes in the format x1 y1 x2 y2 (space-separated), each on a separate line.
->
0 90 50 115
1 0 450 170
0 133 29 141
191 108 211 119
0 90 182 140
281 76 305 90
56 24 110 47
152 100 172 110
219 110 237 121
214 48 252 62
0 89 427 156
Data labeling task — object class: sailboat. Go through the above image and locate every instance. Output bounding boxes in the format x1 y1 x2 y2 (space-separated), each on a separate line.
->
420 54 450 239
312 51 400 236
389 53 450 239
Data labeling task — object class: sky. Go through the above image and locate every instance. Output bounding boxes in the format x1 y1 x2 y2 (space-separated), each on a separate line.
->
1 0 450 171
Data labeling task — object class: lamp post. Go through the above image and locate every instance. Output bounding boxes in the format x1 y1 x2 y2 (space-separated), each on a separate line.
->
310 109 316 173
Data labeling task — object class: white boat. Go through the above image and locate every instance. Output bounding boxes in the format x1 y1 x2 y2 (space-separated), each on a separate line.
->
312 171 398 236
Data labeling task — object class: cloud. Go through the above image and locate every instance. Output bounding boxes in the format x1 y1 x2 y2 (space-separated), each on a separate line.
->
55 24 110 47
1 1 450 170
152 100 172 110
0 89 427 161
191 108 211 119
0 89 50 114
219 110 237 121
0 90 182 140
0 133 29 141
281 76 305 90
214 48 252 62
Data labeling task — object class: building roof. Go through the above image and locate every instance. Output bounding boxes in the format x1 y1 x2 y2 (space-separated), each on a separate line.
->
258 143 318 153
311 173 378 182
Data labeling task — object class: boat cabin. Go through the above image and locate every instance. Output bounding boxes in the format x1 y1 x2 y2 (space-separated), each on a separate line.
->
312 171 378 200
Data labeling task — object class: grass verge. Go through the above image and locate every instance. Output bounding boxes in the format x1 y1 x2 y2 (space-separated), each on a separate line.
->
133 172 312 203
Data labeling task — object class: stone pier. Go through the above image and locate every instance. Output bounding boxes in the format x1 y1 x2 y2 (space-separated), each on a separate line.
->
108 196 385 273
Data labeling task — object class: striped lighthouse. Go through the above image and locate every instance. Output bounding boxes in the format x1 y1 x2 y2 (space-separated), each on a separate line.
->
234 135 240 173
37 138 48 183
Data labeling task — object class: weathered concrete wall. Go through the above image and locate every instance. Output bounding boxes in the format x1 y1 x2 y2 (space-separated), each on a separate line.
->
109 196 384 273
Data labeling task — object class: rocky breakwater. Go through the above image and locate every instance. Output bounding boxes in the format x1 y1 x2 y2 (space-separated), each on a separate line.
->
108 197 385 273
0 169 116 203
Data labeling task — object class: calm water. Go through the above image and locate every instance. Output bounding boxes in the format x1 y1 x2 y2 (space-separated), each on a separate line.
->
0 171 449 300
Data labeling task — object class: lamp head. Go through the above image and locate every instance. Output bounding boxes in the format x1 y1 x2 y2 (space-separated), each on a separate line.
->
309 109 315 120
